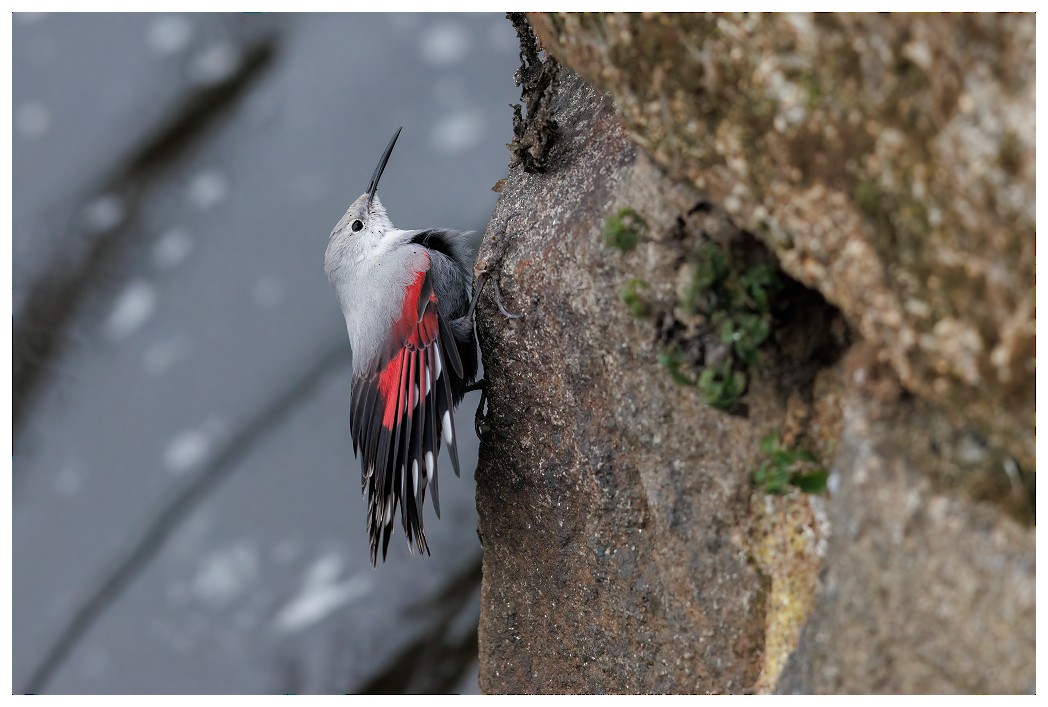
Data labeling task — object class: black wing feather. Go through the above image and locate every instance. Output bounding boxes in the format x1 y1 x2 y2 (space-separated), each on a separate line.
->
348 262 471 565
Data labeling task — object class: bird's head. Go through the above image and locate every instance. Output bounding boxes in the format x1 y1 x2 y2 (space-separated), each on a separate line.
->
330 126 402 249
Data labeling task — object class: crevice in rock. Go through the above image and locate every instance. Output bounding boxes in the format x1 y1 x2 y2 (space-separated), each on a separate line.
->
637 197 852 424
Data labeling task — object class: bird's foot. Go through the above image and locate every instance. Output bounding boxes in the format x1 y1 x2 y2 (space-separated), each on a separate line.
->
468 212 526 321
472 272 523 321
463 379 490 439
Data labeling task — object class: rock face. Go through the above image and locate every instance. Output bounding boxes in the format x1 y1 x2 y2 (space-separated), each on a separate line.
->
476 73 766 693
475 67 845 694
474 14 1034 695
529 12 1035 468
776 346 1035 693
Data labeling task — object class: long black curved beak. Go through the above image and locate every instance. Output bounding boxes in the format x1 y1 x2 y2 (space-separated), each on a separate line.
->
366 126 402 207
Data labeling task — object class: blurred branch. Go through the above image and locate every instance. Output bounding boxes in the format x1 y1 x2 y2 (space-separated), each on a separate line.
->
13 34 278 437
21 340 350 694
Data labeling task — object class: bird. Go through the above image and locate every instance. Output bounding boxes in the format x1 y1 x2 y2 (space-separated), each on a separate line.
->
324 127 484 566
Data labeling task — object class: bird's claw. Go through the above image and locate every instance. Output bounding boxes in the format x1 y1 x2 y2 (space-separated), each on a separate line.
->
491 277 524 320
464 379 490 440
472 211 526 321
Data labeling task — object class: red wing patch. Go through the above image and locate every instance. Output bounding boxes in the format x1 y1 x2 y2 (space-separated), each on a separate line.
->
349 255 464 566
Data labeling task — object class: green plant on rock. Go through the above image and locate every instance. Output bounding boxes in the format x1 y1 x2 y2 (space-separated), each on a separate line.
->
737 262 778 310
621 277 652 318
604 207 648 252
694 242 729 289
720 312 771 367
658 346 698 388
698 360 746 410
682 237 783 408
685 242 729 313
753 431 828 495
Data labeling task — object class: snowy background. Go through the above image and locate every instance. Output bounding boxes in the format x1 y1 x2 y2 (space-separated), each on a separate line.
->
12 13 520 694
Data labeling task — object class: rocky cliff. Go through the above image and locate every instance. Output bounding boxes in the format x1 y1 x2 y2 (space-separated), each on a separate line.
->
473 13 1034 694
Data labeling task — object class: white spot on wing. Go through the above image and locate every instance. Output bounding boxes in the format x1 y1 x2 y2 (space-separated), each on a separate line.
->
412 460 419 496
442 410 453 444
425 367 432 395
425 451 435 480
104 279 156 340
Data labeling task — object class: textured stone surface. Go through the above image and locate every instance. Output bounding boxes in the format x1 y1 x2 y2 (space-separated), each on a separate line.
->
475 71 769 694
474 15 1034 695
776 345 1035 694
530 12 1035 467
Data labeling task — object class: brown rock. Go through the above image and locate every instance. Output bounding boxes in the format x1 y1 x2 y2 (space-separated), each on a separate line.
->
530 12 1035 467
475 70 770 694
474 17 1035 695
776 346 1035 693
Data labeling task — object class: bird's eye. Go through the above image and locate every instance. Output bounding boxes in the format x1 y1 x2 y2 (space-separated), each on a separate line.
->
351 219 364 232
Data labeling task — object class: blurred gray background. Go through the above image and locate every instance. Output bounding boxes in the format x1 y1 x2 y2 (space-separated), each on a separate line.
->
12 12 521 694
